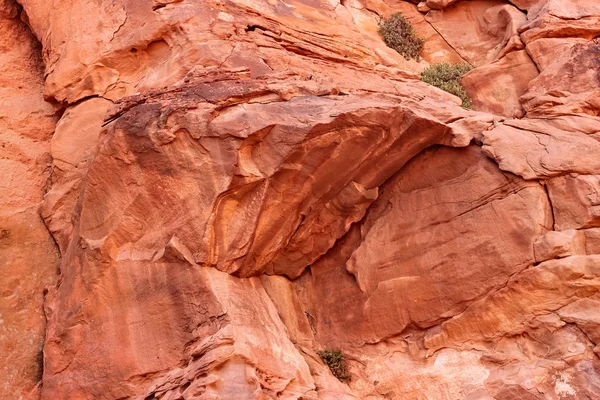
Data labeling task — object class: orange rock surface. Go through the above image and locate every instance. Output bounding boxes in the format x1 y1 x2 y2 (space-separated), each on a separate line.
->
2 0 599 399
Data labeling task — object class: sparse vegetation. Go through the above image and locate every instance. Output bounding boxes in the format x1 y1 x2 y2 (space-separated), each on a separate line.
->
317 350 350 382
379 13 424 61
421 62 473 108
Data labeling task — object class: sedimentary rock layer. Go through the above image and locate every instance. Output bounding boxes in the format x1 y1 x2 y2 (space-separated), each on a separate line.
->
2 0 599 399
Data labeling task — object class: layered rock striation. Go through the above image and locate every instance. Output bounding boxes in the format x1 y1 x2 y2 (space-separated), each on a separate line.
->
1 0 599 399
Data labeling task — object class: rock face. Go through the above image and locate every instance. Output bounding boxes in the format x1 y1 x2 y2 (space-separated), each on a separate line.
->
2 0 600 399
0 1 58 398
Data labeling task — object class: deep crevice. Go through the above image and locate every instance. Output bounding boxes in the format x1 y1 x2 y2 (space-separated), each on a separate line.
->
245 24 263 32
541 179 557 231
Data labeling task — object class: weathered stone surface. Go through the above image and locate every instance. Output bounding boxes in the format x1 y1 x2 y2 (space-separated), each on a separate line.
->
346 145 550 328
424 256 600 349
525 37 588 72
462 50 539 117
425 1 527 66
0 2 58 398
481 121 600 180
522 38 600 115
18 0 424 105
351 346 491 399
43 264 317 399
547 175 600 230
519 0 600 43
37 63 479 397
416 2 431 13
291 146 552 353
421 255 600 399
3 0 600 398
558 296 600 351
534 229 586 262
72 74 460 279
41 98 112 252
584 228 600 255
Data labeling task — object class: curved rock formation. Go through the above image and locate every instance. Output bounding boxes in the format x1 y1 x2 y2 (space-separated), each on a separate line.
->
2 0 599 399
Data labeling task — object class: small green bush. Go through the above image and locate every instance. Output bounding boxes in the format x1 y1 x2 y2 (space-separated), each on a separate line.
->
421 62 473 108
317 350 350 382
379 13 424 61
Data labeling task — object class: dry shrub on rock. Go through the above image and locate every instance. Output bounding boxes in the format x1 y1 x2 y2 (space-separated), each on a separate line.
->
379 13 424 61
421 62 473 108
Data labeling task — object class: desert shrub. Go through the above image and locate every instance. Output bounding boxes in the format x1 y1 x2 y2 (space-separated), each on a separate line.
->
379 13 424 61
317 350 350 382
421 62 473 108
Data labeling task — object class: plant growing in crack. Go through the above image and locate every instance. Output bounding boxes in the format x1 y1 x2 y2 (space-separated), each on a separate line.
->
379 13 424 61
421 62 474 109
317 350 350 382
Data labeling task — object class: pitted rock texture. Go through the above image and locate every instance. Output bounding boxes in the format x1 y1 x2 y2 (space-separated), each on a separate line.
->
2 0 600 399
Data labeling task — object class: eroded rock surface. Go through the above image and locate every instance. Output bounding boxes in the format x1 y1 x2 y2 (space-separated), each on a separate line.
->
2 0 600 399
0 1 58 398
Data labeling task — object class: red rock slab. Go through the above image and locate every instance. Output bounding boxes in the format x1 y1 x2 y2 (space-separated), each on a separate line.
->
346 145 550 328
41 98 113 252
557 296 600 350
524 37 589 72
522 38 600 114
351 347 491 399
71 74 457 281
584 228 600 255
522 90 600 118
534 229 586 262
424 0 543 13
425 0 527 66
8 0 600 397
519 0 600 42
17 0 425 106
39 71 477 397
425 0 461 10
0 3 59 398
424 255 600 349
547 174 600 231
42 262 316 399
293 147 550 346
481 120 600 180
462 50 539 117
302 256 600 398
507 0 545 12
297 225 384 346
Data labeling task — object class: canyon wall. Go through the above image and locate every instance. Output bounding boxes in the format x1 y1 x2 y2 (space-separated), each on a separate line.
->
1 0 599 399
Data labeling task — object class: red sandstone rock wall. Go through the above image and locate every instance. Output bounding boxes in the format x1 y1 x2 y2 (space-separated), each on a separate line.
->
0 0 59 398
1 0 599 399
